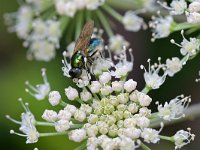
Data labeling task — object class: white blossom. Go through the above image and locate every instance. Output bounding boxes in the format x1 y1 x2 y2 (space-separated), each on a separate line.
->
136 116 150 128
55 119 70 132
188 1 200 13
7 99 39 144
112 81 124 92
123 127 141 139
109 34 129 54
57 110 72 121
80 104 93 115
157 95 191 121
100 85 113 96
111 48 134 78
119 135 136 150
124 79 137 93
28 40 56 61
42 109 57 122
80 90 92 102
174 128 195 149
90 81 102 93
141 128 160 143
186 11 200 24
149 15 173 41
48 91 61 106
122 11 146 32
158 0 187 15
166 57 183 77
65 86 79 100
99 72 112 84
25 68 50 100
64 104 77 116
85 0 105 10
74 110 86 122
141 58 167 89
137 92 152 107
171 30 200 56
68 129 87 142
4 5 33 39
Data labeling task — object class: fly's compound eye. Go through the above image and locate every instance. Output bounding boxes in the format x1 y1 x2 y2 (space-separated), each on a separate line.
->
69 68 82 78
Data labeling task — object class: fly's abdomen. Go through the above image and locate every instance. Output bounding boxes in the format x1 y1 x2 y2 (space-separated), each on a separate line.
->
71 51 84 68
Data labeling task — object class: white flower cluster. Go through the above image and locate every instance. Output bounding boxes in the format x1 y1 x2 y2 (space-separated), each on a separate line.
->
7 45 195 149
25 19 61 61
55 0 105 17
158 0 200 24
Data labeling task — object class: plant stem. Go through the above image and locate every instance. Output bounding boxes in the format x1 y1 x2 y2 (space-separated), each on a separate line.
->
172 22 200 32
95 10 114 38
70 124 83 129
39 132 66 137
141 85 152 94
60 100 67 107
141 142 151 150
102 4 123 22
159 135 174 142
74 141 87 150
150 103 200 128
35 121 54 126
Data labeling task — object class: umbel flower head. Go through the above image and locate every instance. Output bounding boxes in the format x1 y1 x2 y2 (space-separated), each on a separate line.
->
4 0 151 61
7 42 195 149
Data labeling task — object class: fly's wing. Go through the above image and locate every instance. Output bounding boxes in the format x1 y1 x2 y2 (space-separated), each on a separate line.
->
73 20 94 56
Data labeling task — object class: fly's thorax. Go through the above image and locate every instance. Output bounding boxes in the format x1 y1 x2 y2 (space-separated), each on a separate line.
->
71 51 84 68
88 38 103 57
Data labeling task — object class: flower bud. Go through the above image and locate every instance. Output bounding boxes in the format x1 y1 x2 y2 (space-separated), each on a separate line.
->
112 81 124 92
42 109 57 122
124 79 137 92
55 120 70 132
48 91 61 106
65 86 78 100
74 110 86 122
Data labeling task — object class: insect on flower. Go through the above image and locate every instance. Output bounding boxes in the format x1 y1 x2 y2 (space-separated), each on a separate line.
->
69 20 103 78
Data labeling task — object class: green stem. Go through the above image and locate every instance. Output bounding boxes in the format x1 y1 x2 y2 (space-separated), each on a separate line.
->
150 103 200 128
141 85 152 94
39 132 66 137
106 0 141 10
95 10 114 38
102 4 123 22
76 98 85 104
150 112 158 119
60 16 70 33
172 22 200 32
35 121 54 126
141 142 151 150
74 141 87 150
60 100 67 107
159 135 174 142
70 124 83 129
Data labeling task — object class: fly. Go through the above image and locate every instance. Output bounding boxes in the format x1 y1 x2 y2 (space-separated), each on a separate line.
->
69 20 102 78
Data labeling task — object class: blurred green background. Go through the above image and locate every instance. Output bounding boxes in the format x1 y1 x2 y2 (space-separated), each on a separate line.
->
0 0 200 150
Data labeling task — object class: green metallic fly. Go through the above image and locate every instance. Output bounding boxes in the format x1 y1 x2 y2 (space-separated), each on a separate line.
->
69 20 103 78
